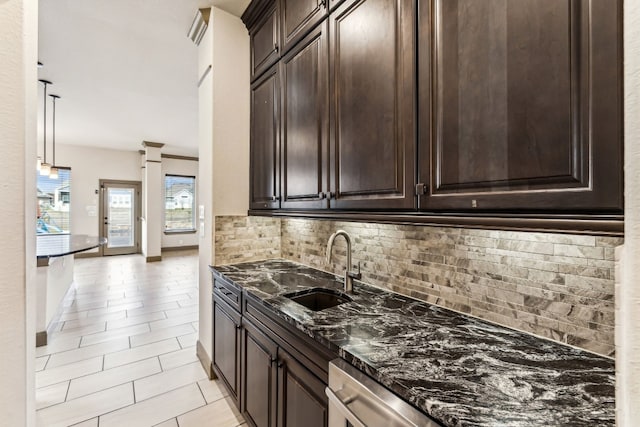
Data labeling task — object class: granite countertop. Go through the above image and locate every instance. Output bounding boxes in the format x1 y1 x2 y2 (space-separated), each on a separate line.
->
212 259 615 427
37 234 107 259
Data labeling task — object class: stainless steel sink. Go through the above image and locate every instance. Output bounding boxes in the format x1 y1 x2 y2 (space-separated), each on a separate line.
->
284 288 352 311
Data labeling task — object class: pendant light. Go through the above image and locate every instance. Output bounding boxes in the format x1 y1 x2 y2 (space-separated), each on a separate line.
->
38 79 53 175
49 94 60 179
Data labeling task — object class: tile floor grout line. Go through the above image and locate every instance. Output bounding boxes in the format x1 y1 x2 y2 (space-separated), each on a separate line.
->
38 382 135 417
63 378 71 403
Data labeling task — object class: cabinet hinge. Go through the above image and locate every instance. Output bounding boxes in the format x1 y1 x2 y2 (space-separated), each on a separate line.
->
415 183 428 196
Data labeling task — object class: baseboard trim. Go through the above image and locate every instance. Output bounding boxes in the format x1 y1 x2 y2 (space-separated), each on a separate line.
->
162 245 199 252
146 256 162 263
35 331 47 347
196 340 216 380
74 252 101 259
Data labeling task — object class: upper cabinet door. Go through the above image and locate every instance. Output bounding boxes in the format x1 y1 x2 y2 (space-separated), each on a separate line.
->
250 65 281 210
280 0 328 54
329 0 417 210
418 0 623 212
281 22 330 209
251 2 280 81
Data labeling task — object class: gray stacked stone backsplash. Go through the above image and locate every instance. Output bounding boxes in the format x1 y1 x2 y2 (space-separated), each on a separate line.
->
214 216 281 266
214 215 622 356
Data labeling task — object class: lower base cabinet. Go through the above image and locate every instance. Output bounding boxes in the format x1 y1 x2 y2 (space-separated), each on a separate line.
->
212 279 333 427
278 348 328 427
212 297 241 405
242 320 278 427
242 318 329 427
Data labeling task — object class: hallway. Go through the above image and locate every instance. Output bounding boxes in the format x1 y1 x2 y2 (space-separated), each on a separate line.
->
35 251 245 427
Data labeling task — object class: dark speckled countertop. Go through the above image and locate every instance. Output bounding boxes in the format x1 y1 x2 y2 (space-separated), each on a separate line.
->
211 259 615 427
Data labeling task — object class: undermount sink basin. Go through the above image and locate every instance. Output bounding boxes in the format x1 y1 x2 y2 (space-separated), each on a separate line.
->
284 288 352 311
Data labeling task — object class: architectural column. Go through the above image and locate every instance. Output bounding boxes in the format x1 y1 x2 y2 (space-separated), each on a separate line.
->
142 141 164 262
618 0 640 423
0 0 38 425
196 7 249 376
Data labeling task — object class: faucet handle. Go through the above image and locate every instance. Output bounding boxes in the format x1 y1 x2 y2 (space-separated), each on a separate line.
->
349 262 362 280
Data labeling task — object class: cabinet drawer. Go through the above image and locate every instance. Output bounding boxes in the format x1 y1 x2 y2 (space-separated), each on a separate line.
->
213 276 242 313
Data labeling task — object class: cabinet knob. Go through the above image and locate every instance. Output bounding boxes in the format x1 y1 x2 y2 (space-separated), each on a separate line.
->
271 195 280 202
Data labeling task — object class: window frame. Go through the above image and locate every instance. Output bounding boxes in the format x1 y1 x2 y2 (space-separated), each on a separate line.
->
163 174 197 234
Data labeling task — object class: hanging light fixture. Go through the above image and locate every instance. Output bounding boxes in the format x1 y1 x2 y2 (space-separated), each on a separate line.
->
49 94 61 179
38 79 53 175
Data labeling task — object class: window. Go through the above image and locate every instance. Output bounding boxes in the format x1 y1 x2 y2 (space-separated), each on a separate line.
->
37 168 71 234
164 175 196 232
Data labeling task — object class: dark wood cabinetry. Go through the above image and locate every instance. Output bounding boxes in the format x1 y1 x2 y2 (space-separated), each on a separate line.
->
212 273 336 427
277 348 328 427
280 22 329 209
243 0 623 232
418 0 623 212
242 320 278 427
279 0 328 54
328 0 416 210
250 65 281 210
249 1 280 81
212 292 242 405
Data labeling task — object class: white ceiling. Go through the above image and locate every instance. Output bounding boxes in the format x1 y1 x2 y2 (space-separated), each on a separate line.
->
38 0 250 157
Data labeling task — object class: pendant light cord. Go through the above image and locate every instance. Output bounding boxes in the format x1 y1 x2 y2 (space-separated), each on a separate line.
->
51 95 57 166
39 80 52 164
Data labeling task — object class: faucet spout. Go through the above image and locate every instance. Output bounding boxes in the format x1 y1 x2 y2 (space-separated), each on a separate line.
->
326 230 360 294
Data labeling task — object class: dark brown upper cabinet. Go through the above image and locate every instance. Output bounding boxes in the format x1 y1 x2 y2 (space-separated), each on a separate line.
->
250 65 281 210
329 0 417 210
249 1 280 82
281 22 330 209
279 0 328 55
418 0 623 213
328 0 346 12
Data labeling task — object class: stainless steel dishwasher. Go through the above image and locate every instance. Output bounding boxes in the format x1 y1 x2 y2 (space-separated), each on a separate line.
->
326 359 442 427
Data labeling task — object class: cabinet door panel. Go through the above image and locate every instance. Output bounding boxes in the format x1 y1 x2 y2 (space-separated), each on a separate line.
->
329 0 416 209
419 0 623 212
213 299 241 404
280 0 328 54
251 66 281 210
281 22 329 209
242 321 278 427
277 349 327 427
252 3 280 81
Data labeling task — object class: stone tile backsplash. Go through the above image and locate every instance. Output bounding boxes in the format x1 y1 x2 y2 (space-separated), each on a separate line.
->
214 216 281 266
215 215 622 356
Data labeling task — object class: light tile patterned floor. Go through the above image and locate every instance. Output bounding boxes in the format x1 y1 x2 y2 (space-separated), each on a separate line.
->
35 250 246 427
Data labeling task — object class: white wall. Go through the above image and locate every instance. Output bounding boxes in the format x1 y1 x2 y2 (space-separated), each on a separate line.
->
0 0 38 425
198 7 250 366
54 143 141 252
161 156 199 249
619 0 640 423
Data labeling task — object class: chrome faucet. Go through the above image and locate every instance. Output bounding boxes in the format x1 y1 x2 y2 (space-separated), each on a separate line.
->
326 230 361 294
